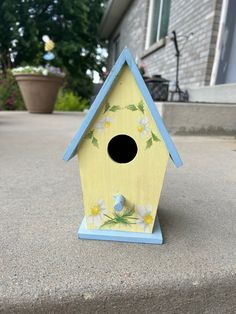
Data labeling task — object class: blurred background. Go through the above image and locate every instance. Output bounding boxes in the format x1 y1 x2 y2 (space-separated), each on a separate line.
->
1 0 236 112
0 0 107 111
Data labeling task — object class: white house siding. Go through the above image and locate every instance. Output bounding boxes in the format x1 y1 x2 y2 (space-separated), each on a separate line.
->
107 0 222 89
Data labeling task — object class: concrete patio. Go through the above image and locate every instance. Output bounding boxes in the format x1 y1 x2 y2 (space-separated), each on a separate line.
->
0 111 236 313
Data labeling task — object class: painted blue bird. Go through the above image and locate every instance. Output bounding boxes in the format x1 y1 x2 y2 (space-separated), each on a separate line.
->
114 194 125 212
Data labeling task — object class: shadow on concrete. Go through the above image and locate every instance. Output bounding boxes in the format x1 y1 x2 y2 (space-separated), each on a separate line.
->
157 207 189 244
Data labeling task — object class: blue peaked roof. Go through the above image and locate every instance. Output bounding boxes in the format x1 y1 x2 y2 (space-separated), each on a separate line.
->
63 47 183 168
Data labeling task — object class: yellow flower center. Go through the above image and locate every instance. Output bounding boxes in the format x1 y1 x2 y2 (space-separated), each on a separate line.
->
137 125 144 133
144 214 153 225
91 205 101 216
104 121 111 128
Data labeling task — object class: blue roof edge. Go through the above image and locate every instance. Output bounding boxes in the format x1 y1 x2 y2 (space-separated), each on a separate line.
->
63 47 183 168
63 47 129 162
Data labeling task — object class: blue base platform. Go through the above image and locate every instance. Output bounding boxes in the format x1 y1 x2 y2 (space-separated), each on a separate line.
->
78 216 163 245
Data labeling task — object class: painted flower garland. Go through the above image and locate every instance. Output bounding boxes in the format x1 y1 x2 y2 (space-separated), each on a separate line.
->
85 100 161 149
125 100 160 148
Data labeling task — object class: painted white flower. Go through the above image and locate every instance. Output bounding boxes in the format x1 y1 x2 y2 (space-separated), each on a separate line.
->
137 116 149 137
87 200 106 226
95 117 112 130
136 205 153 232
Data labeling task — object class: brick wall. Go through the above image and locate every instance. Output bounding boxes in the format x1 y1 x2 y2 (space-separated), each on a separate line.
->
107 0 222 89
107 0 149 69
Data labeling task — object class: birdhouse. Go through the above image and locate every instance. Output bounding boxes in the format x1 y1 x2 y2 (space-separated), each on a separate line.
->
64 48 182 244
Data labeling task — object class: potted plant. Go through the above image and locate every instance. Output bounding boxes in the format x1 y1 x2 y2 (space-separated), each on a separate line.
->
12 35 65 113
12 65 65 113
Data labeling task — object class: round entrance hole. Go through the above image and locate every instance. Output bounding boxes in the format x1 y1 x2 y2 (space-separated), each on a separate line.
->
107 134 138 163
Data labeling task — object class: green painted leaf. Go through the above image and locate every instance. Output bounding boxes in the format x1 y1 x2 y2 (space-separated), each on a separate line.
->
126 104 138 111
146 137 153 149
86 130 94 139
104 102 110 113
103 213 114 220
100 219 117 228
151 131 160 142
100 207 137 228
92 137 99 148
109 105 121 112
137 101 144 114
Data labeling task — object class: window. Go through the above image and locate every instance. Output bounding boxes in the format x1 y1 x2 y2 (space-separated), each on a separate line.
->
113 34 120 64
145 0 171 49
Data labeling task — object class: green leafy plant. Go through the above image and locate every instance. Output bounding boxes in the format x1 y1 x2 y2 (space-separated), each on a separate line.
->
0 71 24 110
55 90 89 111
101 207 137 228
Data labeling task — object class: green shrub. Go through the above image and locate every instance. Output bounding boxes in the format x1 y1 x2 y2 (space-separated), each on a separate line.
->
0 71 25 110
55 90 89 111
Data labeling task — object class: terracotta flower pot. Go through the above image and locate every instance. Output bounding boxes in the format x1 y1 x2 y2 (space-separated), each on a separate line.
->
14 74 64 113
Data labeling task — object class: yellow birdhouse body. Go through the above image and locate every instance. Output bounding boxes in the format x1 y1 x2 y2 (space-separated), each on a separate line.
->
78 65 169 233
64 48 182 244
